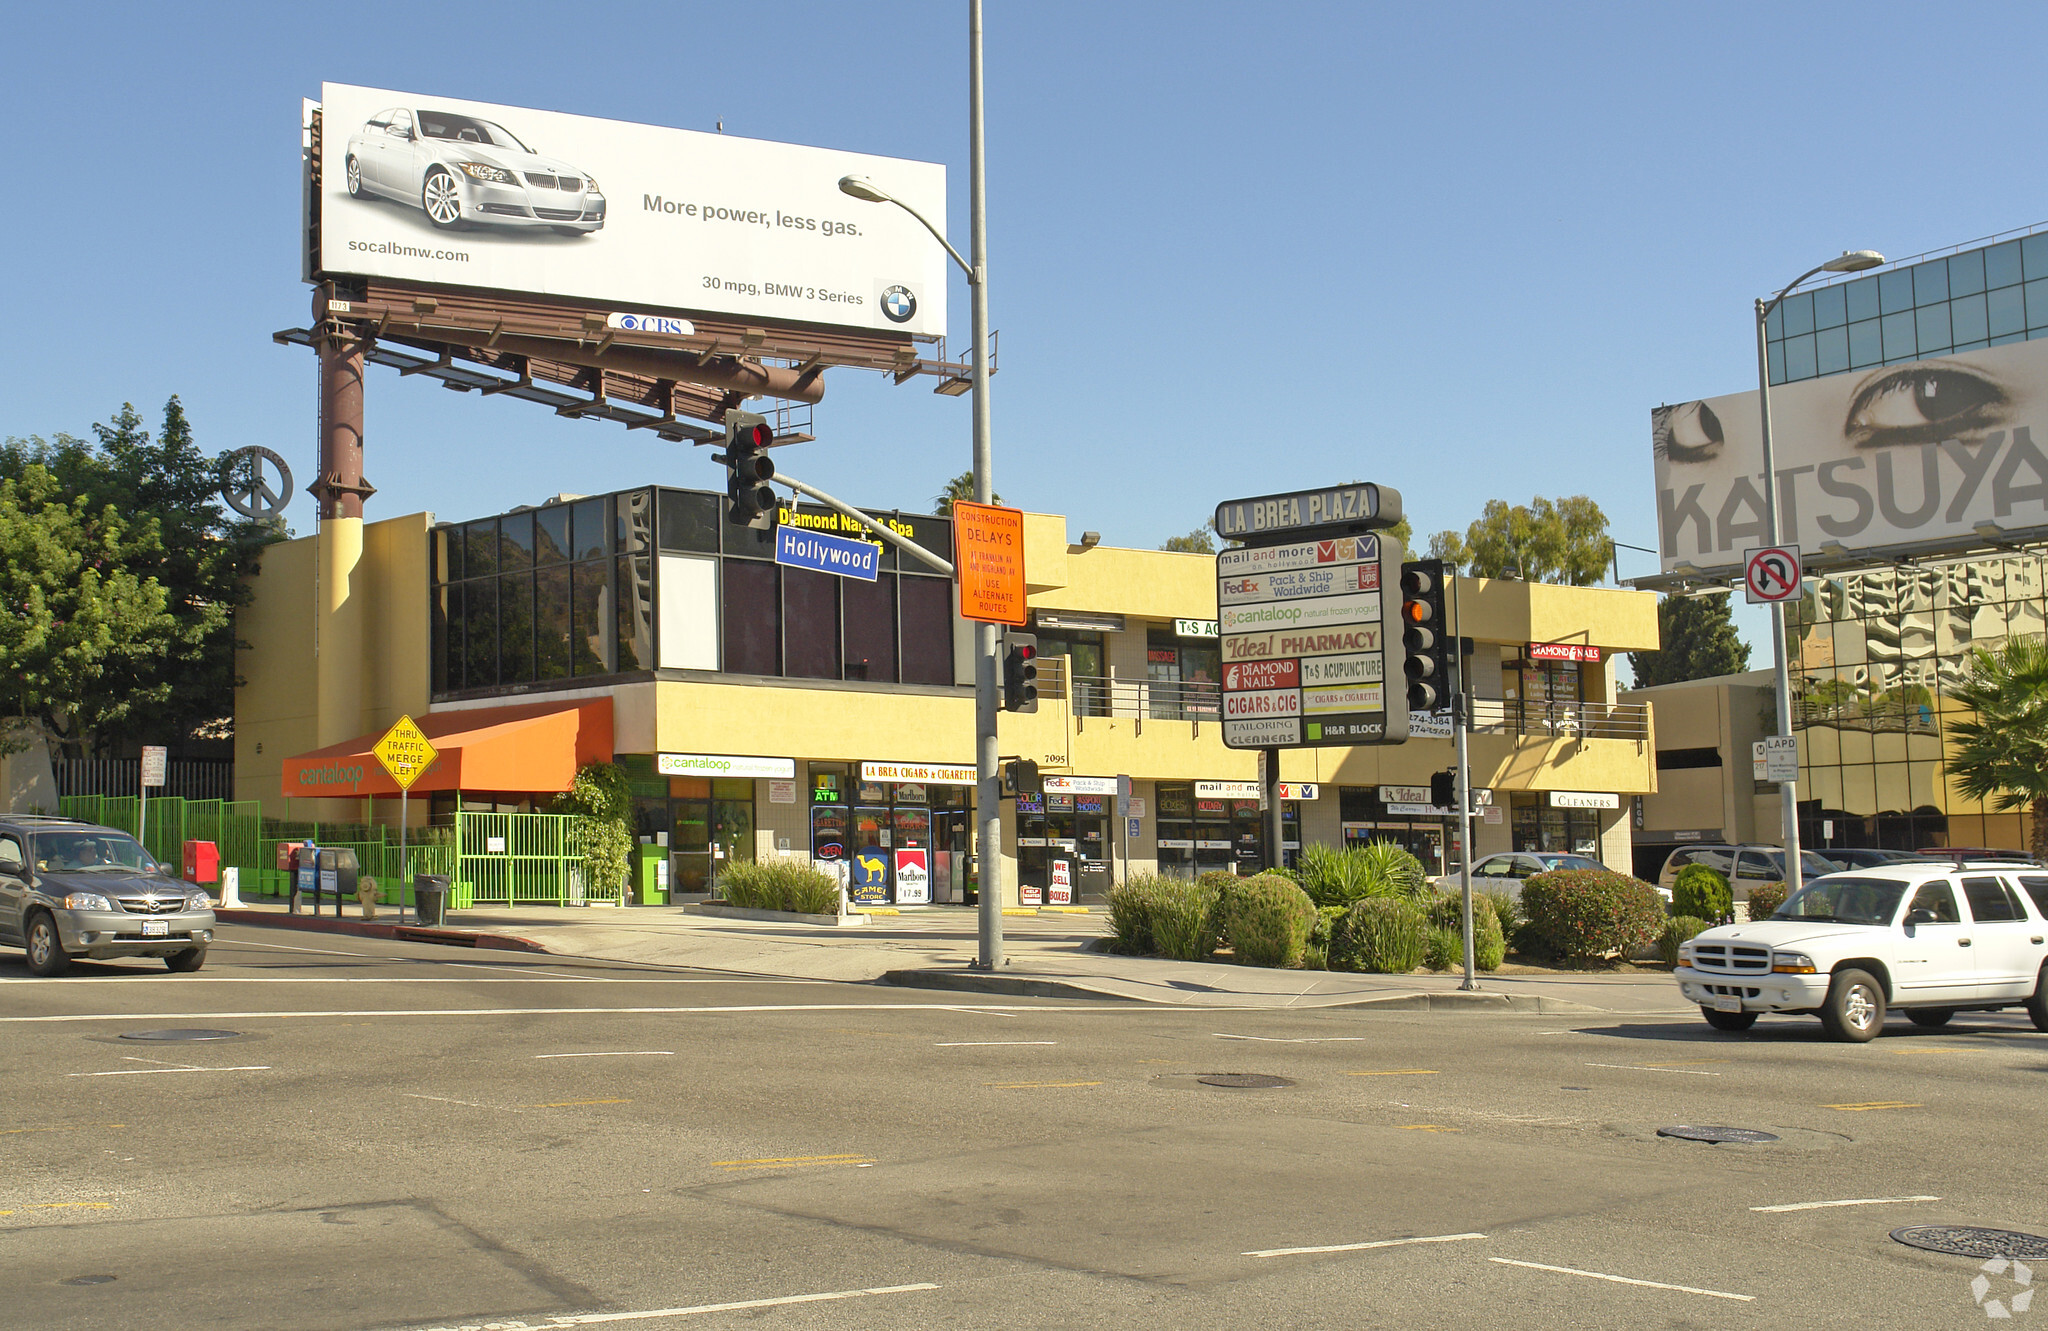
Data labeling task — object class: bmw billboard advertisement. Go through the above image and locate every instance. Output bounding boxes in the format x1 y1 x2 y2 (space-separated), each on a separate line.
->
311 83 948 338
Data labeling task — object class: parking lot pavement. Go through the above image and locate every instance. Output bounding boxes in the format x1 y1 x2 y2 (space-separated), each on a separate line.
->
2 926 2042 1329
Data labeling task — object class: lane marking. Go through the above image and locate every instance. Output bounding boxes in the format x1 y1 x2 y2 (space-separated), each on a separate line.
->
1246 1232 1485 1258
1346 1069 1439 1077
713 1154 877 1172
68 1065 270 1077
1824 1101 1923 1111
936 1041 1057 1047
1397 1124 1460 1132
0 1123 125 1136
213 938 381 958
985 1080 1101 1089
0 1003 1094 1025
1751 1196 1941 1212
1488 1257 1753 1301
408 1282 941 1329
1214 1034 1370 1043
533 1051 674 1059
0 1202 114 1217
1585 1063 1722 1076
406 1093 498 1109
1636 1059 1731 1067
712 1154 868 1166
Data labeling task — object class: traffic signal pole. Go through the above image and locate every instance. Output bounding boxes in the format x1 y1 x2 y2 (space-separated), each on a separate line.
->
1451 574 1477 991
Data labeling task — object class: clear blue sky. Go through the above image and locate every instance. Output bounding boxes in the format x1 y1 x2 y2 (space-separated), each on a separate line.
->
6 2 2043 657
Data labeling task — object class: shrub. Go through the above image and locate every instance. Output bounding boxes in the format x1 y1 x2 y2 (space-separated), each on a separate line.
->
1744 880 1788 921
1297 840 1426 908
1520 868 1666 962
1424 925 1463 972
1473 896 1506 971
1305 905 1347 971
1658 915 1711 966
1150 875 1223 961
1478 888 1522 952
1105 875 1163 954
1220 874 1318 968
717 859 841 915
1671 864 1732 922
1331 898 1427 973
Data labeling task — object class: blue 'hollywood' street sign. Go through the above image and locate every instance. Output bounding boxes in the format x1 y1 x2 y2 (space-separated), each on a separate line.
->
775 525 880 581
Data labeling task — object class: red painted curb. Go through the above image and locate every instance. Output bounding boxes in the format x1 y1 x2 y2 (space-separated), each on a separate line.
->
214 908 550 954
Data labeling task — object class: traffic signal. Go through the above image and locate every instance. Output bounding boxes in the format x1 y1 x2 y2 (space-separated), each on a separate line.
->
720 410 776 527
1430 769 1455 809
1000 758 1043 798
1002 632 1039 712
1401 559 1451 711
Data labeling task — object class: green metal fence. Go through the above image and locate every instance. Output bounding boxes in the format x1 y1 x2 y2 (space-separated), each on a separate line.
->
57 795 608 907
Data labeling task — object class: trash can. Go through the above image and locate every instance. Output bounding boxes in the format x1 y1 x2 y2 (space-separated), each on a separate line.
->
414 873 451 927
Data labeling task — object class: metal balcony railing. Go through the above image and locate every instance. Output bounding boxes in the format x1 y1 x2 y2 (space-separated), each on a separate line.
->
1468 698 1652 742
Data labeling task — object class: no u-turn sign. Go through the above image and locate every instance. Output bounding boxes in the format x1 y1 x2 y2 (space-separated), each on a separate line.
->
1744 545 1802 605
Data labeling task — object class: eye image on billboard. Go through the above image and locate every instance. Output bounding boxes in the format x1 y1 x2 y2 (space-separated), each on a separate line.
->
344 105 605 237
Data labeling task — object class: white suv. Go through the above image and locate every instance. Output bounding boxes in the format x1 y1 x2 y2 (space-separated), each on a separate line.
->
1674 861 2048 1042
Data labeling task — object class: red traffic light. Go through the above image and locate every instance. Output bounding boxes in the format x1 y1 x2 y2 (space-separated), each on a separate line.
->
736 421 772 448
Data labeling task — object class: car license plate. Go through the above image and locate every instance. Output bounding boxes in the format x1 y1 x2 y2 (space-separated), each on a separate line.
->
142 920 169 938
1713 993 1742 1013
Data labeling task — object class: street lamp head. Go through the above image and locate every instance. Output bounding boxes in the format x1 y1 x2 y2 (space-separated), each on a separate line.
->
837 175 892 204
1823 250 1885 273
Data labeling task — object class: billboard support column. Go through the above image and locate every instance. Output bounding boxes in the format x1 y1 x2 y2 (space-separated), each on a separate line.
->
314 314 371 749
1261 747 1283 874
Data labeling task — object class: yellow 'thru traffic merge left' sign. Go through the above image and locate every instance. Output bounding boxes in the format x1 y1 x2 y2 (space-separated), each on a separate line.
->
372 715 439 791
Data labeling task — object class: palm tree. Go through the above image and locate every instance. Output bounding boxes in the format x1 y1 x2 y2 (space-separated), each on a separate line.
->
1943 636 2048 859
932 471 999 514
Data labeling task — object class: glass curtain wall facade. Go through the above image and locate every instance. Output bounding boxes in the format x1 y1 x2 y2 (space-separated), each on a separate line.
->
1766 230 2048 387
1789 555 2048 851
432 487 956 696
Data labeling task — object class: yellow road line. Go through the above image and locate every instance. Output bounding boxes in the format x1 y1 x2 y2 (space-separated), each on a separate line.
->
712 1154 869 1166
718 1158 877 1172
1824 1101 1923 1111
985 1080 1101 1089
1347 1069 1440 1077
0 1203 113 1217
1397 1124 1461 1133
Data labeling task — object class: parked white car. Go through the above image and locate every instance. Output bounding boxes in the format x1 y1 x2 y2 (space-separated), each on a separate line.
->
1674 861 2048 1041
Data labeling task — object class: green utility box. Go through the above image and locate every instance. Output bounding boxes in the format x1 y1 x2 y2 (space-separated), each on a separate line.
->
634 842 670 905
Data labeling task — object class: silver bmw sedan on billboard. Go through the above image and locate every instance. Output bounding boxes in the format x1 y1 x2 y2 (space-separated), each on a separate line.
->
344 106 606 235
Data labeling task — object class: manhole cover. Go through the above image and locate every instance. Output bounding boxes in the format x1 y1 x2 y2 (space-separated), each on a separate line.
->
1657 1124 1781 1145
1892 1226 2048 1260
62 1276 115 1287
117 1029 241 1043
1197 1073 1294 1089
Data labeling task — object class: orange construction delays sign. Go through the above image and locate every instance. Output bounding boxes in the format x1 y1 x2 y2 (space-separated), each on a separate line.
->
953 500 1027 626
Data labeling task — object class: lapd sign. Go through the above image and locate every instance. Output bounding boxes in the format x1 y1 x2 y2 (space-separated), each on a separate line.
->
1215 484 1406 750
313 83 948 337
1651 336 2048 574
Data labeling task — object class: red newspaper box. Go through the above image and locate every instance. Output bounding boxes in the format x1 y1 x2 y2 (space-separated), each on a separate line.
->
183 840 220 884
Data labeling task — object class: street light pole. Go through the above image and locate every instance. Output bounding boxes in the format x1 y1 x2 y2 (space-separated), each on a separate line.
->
1753 249 1883 905
840 0 1005 970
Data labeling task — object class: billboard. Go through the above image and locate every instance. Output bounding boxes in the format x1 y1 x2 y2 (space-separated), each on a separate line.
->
312 82 948 337
1652 337 2048 574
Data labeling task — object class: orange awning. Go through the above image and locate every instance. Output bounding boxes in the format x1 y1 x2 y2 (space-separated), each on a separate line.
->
281 698 614 799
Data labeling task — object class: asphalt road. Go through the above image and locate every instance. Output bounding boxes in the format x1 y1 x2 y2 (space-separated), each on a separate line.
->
3 923 2044 1330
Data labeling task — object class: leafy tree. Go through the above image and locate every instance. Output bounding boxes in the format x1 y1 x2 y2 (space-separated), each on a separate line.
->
0 464 181 756
932 471 1000 514
1428 495 1613 585
1943 636 2048 860
1 399 278 753
1160 528 1214 554
1630 593 1752 688
551 762 635 898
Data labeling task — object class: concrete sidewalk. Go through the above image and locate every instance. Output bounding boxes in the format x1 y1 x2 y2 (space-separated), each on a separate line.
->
213 896 1696 1015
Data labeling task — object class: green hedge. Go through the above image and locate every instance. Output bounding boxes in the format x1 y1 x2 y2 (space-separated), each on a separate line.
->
1220 874 1318 968
1106 873 1222 961
1521 868 1666 962
1659 915 1711 965
717 860 841 915
1331 898 1427 973
1744 881 1788 920
1672 864 1732 922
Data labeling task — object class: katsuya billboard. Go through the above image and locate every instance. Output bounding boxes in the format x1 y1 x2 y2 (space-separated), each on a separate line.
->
1651 336 2048 575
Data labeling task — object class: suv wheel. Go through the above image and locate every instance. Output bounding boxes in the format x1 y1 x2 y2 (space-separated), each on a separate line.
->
1905 1008 1953 1029
25 913 70 977
164 947 206 973
2026 965 2048 1033
1702 1006 1757 1032
1820 967 1886 1042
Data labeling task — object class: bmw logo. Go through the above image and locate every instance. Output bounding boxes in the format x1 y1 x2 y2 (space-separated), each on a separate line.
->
881 285 917 323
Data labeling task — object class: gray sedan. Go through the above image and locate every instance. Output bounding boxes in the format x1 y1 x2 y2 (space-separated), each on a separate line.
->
345 106 605 235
